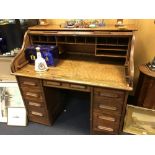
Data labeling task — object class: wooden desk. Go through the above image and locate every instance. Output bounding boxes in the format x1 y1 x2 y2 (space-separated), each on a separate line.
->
11 25 136 134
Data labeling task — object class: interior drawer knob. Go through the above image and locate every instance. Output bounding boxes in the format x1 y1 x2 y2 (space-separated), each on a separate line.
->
97 125 114 132
31 111 43 117
26 92 38 98
99 105 117 111
98 115 116 122
28 102 41 107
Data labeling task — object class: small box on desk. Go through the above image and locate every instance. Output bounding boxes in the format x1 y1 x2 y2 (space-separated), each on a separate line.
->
25 45 59 66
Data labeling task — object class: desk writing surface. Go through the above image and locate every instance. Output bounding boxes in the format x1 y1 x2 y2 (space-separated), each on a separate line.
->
13 59 132 91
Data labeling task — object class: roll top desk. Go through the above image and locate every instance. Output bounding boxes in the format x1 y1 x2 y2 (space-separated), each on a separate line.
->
11 25 136 134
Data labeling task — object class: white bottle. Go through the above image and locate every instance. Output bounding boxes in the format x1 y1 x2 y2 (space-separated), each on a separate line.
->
35 47 48 72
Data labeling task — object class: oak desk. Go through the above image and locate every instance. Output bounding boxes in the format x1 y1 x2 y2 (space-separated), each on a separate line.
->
11 25 136 134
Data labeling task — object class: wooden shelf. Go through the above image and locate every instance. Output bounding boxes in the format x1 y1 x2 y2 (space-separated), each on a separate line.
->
96 43 128 47
95 54 126 58
96 48 127 51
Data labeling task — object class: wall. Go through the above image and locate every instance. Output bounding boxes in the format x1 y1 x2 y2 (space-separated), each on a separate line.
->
134 19 155 92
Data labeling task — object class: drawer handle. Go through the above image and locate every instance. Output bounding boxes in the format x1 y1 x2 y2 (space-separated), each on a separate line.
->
99 105 117 111
31 111 43 117
26 92 38 98
97 125 114 132
28 102 41 107
70 84 86 89
23 81 36 86
46 81 61 86
98 115 116 122
99 92 119 98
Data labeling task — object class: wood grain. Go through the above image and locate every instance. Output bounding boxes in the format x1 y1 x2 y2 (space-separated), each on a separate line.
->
13 59 132 91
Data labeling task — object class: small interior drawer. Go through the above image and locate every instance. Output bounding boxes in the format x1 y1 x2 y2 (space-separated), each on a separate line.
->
43 80 91 92
94 87 125 99
18 76 42 89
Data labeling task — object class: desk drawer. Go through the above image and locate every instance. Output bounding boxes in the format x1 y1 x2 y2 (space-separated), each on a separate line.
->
27 106 50 125
93 95 123 115
25 100 45 107
93 112 120 134
28 113 50 125
94 87 124 99
18 77 42 89
22 90 44 102
43 80 91 92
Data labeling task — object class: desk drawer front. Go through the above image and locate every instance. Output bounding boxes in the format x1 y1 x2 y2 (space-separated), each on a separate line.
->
25 100 45 107
94 87 124 99
28 114 50 125
22 90 44 102
93 96 123 115
18 77 42 89
27 105 50 125
27 106 47 116
93 112 120 134
43 80 91 92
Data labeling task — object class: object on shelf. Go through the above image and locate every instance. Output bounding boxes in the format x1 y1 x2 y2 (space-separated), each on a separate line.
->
39 19 49 26
115 19 124 27
25 45 59 66
35 47 48 72
146 56 155 71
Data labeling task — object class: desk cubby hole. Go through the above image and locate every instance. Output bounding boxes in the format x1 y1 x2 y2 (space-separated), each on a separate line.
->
118 37 129 46
76 37 86 43
31 35 39 42
56 36 66 43
66 36 75 43
97 37 107 44
48 36 56 42
39 36 48 42
85 37 96 44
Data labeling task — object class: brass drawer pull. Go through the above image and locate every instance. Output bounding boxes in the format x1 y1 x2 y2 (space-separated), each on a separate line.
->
99 105 117 111
26 92 38 98
70 84 86 89
23 81 36 86
99 92 119 98
98 115 116 122
31 111 43 117
97 125 114 132
28 102 41 107
46 81 61 86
